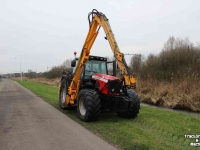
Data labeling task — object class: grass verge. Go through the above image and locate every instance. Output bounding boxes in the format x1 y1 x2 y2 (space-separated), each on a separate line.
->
15 79 200 150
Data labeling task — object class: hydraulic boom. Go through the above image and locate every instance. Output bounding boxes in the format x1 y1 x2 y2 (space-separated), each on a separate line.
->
66 9 136 106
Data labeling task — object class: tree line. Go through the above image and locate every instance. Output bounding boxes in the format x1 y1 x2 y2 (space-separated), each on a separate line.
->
26 36 200 82
131 36 200 82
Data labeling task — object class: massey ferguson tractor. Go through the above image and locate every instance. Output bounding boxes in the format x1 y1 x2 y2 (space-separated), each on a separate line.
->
58 9 140 122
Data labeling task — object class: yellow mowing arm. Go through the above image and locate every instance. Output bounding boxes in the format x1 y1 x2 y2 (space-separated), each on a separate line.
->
93 10 136 88
66 16 101 105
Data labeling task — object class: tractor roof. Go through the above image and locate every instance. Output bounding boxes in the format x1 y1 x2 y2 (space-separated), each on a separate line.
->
74 55 107 61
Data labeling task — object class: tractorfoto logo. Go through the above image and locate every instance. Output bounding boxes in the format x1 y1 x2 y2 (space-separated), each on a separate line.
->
184 134 200 147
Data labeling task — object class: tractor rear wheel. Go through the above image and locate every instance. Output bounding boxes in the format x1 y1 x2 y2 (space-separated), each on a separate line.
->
117 89 140 118
59 79 69 109
77 89 101 122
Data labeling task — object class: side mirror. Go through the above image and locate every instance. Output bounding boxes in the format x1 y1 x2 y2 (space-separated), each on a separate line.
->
71 59 76 67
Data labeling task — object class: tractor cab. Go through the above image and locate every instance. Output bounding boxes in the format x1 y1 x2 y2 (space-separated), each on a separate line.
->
71 55 117 84
71 56 108 76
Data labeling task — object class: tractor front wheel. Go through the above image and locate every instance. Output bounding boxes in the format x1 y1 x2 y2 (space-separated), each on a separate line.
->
77 89 101 122
117 89 140 118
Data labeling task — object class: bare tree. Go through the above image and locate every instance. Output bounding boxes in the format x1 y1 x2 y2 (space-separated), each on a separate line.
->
130 55 142 74
163 36 175 51
63 58 72 68
174 37 191 50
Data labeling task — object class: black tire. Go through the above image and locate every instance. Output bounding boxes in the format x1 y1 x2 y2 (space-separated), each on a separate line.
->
117 89 140 118
59 79 69 109
77 89 101 122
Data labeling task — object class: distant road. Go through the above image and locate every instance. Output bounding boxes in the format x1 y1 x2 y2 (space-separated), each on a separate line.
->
0 79 117 150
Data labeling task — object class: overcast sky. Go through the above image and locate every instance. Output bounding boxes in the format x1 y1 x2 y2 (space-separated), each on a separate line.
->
0 0 200 74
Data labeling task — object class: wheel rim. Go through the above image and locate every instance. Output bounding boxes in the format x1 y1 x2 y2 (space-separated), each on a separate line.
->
61 86 66 104
79 97 86 116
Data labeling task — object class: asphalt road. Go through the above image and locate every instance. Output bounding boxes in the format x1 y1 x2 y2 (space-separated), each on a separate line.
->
0 79 117 150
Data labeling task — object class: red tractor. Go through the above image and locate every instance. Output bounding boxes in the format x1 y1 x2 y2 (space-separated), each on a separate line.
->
59 55 140 121
59 9 140 121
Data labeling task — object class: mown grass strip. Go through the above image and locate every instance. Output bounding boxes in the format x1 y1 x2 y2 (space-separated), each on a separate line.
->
15 79 200 150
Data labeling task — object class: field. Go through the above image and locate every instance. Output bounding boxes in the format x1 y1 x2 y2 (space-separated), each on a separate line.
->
14 79 200 150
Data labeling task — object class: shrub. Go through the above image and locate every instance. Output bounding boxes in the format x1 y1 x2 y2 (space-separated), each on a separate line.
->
137 36 200 82
42 65 73 79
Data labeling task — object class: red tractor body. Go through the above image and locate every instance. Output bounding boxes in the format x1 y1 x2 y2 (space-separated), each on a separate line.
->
92 73 120 95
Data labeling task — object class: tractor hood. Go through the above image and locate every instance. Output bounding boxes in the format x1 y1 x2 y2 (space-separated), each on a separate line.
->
91 73 119 83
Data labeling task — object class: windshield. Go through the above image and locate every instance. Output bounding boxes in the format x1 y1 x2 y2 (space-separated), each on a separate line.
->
73 60 107 74
85 60 107 74
72 60 107 80
84 60 107 80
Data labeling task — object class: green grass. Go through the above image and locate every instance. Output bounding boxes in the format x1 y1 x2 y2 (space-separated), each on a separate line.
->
15 79 200 150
